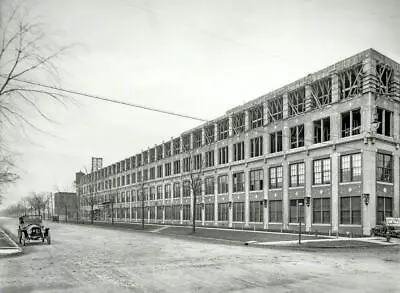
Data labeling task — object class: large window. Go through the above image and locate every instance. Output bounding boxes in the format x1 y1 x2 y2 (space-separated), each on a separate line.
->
205 125 215 144
182 134 191 152
193 130 202 149
249 104 263 129
250 169 263 191
156 206 163 220
268 96 283 121
150 187 155 200
250 136 263 157
290 125 304 149
269 166 283 189
193 154 202 170
173 138 181 155
165 163 171 177
313 198 330 224
218 203 229 221
165 206 172 220
233 172 244 193
269 200 282 223
289 199 304 223
233 202 245 222
157 185 162 200
314 117 330 143
183 157 191 172
376 153 393 182
173 160 181 174
172 205 180 220
376 108 393 137
288 87 305 116
218 119 229 140
205 150 215 168
250 201 263 222
218 146 229 164
340 153 361 182
340 196 361 225
205 203 215 221
218 175 228 194
183 205 190 220
195 204 202 221
341 109 361 137
232 112 245 134
377 197 392 224
183 181 191 197
313 158 331 185
270 131 282 153
233 141 245 161
338 64 363 100
173 182 180 198
205 177 214 195
157 165 163 178
289 162 304 187
164 184 171 199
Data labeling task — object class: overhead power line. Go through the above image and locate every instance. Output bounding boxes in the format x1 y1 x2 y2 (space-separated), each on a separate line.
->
0 76 208 122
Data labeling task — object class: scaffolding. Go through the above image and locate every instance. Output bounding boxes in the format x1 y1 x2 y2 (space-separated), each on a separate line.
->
267 96 283 122
156 145 163 160
288 87 306 117
218 118 229 140
205 124 215 145
310 77 332 109
339 63 364 100
164 142 171 157
173 138 180 155
375 62 393 95
142 151 148 165
249 104 263 129
182 134 191 152
149 148 155 163
193 129 202 149
232 112 245 135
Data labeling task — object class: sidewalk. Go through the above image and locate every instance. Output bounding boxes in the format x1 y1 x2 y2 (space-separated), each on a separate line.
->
0 227 22 257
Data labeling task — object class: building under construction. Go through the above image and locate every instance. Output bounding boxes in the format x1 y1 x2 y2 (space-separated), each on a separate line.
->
77 48 400 236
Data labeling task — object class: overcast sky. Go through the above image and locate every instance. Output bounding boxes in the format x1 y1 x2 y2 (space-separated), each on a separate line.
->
2 0 400 206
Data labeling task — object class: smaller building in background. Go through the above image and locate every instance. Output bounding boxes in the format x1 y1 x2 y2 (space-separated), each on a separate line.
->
54 192 78 222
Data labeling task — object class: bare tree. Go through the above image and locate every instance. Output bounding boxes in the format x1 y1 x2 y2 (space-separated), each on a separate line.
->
0 151 19 204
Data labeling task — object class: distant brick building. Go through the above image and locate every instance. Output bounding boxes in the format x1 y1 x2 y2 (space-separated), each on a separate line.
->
77 49 400 236
54 192 78 221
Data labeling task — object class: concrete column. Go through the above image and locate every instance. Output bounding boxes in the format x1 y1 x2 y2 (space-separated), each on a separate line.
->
244 110 250 131
214 123 218 142
228 115 233 137
228 171 233 228
305 156 312 232
363 53 377 95
244 169 250 226
283 93 289 119
304 118 313 147
263 102 268 126
394 155 399 218
331 72 339 103
154 144 158 163
305 83 312 112
201 127 206 146
283 124 290 151
331 152 339 234
282 159 289 230
363 148 376 235
264 166 269 229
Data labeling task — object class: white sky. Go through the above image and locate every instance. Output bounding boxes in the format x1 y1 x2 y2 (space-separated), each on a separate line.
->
2 0 400 206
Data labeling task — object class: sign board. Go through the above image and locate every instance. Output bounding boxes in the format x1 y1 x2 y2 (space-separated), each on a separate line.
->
386 217 400 227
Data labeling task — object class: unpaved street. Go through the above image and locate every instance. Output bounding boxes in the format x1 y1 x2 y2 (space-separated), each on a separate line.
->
0 218 399 293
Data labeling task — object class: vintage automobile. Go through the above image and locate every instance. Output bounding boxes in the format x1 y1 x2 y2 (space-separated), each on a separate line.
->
17 215 51 246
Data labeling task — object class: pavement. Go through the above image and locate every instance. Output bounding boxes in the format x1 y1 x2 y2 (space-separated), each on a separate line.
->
0 226 22 257
1 217 399 292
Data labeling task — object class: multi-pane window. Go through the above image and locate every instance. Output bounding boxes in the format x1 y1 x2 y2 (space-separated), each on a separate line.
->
218 146 229 164
232 202 245 222
288 87 305 116
117 177 120 187
377 197 393 224
313 198 330 224
218 119 229 140
164 184 171 199
173 182 180 198
314 117 330 143
232 172 244 193
269 166 283 189
193 154 202 170
194 179 202 196
376 108 393 137
149 167 155 180
183 157 191 172
137 171 142 182
268 96 283 122
172 205 180 220
205 125 215 144
121 176 125 186
173 160 181 174
126 174 130 185
250 169 263 191
193 130 202 149
269 200 282 223
165 162 171 177
195 204 202 221
250 136 263 157
313 158 331 185
156 206 163 220
131 156 136 169
182 134 191 152
157 185 162 199
340 196 361 224
290 125 304 149
157 165 163 178
338 64 363 100
249 201 263 222
270 131 282 153
341 109 361 137
218 203 229 221
136 154 142 167
149 187 155 200
205 177 214 195
376 153 393 182
218 175 228 194
173 138 181 155
183 180 191 197
205 203 214 221
164 206 172 220
182 205 190 220
205 150 215 168
232 112 245 135
340 153 361 182
249 104 263 129
233 141 245 161
289 199 304 223
289 162 305 187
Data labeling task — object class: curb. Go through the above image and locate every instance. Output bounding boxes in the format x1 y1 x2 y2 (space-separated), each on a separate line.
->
0 227 23 257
